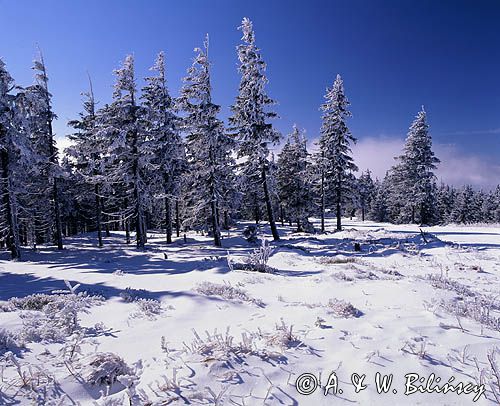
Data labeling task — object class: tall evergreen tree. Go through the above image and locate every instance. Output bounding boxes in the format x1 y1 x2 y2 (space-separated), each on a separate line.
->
0 58 34 259
103 55 147 248
229 17 281 241
177 36 234 247
369 177 389 222
140 51 183 244
450 185 475 224
390 107 440 224
66 76 106 247
23 52 64 248
357 170 375 221
318 74 357 231
435 183 456 224
492 185 500 223
276 125 312 231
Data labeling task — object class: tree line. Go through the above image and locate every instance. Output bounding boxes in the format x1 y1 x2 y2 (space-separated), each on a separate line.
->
1 18 499 260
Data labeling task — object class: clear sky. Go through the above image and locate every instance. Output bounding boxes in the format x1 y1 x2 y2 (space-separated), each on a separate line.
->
1 0 499 188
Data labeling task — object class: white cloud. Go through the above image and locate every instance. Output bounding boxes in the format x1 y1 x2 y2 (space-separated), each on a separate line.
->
351 136 403 180
433 144 500 189
350 136 499 189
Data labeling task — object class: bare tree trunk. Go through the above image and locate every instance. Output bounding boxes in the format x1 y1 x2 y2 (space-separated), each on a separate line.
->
175 199 181 237
1 148 20 260
95 184 103 247
143 211 148 243
211 199 221 247
125 218 130 244
254 194 260 224
336 179 342 231
320 168 325 233
52 179 63 249
102 199 110 237
262 166 279 241
135 200 145 248
39 53 63 250
165 197 172 244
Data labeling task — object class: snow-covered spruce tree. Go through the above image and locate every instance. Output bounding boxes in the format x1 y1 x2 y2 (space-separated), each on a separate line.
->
435 183 456 224
492 185 500 223
450 184 475 224
369 178 389 222
67 77 106 247
57 155 93 236
480 190 498 223
177 36 235 247
140 52 184 244
276 125 312 231
229 17 281 241
318 74 357 231
0 58 34 259
307 147 327 231
21 52 63 249
357 170 375 221
471 189 486 223
389 107 440 225
102 55 147 248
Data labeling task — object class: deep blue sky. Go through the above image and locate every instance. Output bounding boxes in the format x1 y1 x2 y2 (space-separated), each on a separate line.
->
1 0 499 186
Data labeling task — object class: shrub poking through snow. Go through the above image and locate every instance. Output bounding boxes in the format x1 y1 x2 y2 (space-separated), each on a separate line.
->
425 274 500 332
2 352 58 402
184 322 307 364
184 327 257 361
195 281 264 307
436 296 500 332
82 352 133 386
130 298 164 319
318 256 357 265
6 294 59 311
227 239 276 273
264 319 303 350
0 329 20 353
484 347 500 403
401 337 428 360
333 271 354 281
17 281 104 343
242 239 275 273
277 297 362 319
425 273 476 298
120 287 149 303
326 299 361 318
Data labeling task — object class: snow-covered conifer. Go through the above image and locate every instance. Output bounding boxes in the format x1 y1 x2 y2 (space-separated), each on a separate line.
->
389 107 439 224
0 58 34 259
67 76 106 247
229 17 281 241
102 55 147 248
22 52 63 249
450 185 475 224
369 178 389 222
357 170 375 221
435 183 456 224
140 51 184 244
318 74 357 231
177 36 235 247
276 125 312 231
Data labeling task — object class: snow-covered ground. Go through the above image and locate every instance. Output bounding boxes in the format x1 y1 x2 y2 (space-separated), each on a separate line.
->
1 218 499 405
